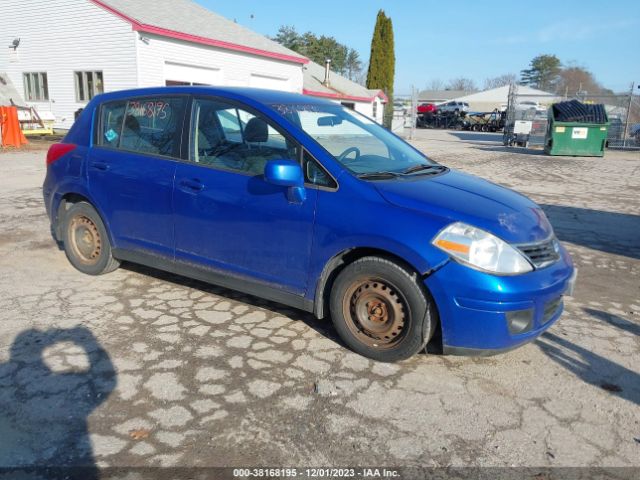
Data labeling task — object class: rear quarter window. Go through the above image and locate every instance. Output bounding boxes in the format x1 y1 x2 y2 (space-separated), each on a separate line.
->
98 101 126 148
97 96 186 158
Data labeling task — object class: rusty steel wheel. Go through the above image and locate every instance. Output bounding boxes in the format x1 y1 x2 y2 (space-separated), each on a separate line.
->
330 256 435 362
68 215 102 265
62 202 120 275
343 278 407 349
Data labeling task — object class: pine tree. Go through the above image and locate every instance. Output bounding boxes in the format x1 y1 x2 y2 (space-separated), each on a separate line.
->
366 10 395 127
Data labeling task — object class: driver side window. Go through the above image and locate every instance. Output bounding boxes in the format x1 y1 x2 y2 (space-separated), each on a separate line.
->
190 98 298 175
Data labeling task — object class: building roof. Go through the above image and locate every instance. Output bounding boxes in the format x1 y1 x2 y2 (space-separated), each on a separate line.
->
92 0 308 65
0 72 25 107
417 90 472 102
455 85 556 103
303 61 387 103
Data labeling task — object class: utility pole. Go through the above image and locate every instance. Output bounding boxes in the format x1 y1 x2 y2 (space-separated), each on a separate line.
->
623 82 635 148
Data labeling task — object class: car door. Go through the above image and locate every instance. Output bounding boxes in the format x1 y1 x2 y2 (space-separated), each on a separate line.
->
172 97 317 295
88 96 187 258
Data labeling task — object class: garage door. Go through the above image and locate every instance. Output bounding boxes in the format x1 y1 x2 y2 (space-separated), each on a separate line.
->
164 62 222 86
249 73 290 91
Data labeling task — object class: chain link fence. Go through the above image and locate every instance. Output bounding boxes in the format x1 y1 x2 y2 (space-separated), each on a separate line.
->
392 90 418 139
504 84 640 150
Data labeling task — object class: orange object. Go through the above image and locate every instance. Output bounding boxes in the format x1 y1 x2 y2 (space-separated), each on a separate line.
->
435 239 470 254
0 106 28 148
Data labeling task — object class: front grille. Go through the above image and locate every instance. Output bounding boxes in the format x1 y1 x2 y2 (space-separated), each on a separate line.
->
517 237 561 269
542 297 563 324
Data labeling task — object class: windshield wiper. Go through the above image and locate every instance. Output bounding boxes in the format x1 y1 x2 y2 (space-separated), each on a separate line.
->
357 171 400 180
402 164 446 175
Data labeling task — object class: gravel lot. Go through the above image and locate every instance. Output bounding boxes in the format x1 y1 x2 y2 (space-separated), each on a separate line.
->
0 130 639 476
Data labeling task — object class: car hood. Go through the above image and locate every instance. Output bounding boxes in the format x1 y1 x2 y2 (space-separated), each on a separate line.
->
374 169 553 244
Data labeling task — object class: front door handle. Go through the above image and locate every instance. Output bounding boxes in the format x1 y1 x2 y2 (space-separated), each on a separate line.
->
90 161 110 171
179 178 205 192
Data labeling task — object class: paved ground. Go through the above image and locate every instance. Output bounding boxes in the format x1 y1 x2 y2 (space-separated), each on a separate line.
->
0 130 639 474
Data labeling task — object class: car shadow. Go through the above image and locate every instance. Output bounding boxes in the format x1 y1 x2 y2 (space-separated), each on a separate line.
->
121 262 342 344
121 263 440 357
473 145 548 156
0 327 115 479
448 132 504 144
539 204 640 260
536 332 640 406
583 308 640 337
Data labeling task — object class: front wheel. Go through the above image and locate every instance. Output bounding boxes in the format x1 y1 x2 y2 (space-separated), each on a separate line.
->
329 257 436 362
62 202 120 275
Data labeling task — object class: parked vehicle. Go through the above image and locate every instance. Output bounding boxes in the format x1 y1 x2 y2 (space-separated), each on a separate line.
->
417 103 437 114
531 111 548 136
516 101 546 112
437 101 469 114
43 87 575 362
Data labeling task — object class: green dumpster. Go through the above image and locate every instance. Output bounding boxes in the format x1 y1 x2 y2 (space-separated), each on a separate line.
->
544 100 609 157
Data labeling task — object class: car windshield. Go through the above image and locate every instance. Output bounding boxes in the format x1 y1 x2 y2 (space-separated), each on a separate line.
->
272 103 438 175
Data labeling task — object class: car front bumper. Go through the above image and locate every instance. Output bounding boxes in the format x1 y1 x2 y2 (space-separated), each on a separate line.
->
424 247 576 356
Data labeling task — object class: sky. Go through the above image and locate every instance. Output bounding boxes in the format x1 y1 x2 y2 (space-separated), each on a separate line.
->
196 0 640 94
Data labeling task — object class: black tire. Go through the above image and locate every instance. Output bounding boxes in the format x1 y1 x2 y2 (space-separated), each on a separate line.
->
329 256 436 362
62 202 120 275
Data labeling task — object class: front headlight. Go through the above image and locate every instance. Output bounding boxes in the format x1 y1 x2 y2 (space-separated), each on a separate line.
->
432 222 533 274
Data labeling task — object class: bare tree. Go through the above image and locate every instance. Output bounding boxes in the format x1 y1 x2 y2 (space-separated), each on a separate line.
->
446 77 477 91
425 78 445 91
556 65 612 96
354 63 368 86
483 74 517 90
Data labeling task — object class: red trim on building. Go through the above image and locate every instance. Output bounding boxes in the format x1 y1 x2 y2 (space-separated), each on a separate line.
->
303 89 388 104
89 0 309 65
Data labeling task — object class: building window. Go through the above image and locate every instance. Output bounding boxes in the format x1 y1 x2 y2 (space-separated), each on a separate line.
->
373 100 378 119
75 71 104 102
23 72 49 101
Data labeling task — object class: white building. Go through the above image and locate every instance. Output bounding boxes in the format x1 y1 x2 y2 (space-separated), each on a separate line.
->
453 85 559 112
0 0 308 129
302 60 387 124
0 0 387 130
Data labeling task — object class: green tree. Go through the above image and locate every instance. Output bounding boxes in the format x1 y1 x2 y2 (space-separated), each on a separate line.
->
272 25 303 52
366 10 395 127
520 54 562 92
345 49 363 82
272 25 361 78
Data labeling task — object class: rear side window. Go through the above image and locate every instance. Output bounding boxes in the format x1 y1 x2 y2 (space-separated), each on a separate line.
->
98 96 186 157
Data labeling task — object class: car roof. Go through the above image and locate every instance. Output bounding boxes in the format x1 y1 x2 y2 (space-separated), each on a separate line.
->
91 86 335 106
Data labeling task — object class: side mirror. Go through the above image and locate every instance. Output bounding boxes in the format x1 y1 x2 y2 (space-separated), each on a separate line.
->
264 160 306 204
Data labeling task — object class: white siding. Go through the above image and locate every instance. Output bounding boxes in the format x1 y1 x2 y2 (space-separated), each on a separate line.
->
0 0 137 129
164 62 222 85
136 33 303 92
325 99 381 124
353 101 374 120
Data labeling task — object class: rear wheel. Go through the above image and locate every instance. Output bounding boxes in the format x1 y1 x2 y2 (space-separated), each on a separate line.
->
62 202 120 275
329 257 436 362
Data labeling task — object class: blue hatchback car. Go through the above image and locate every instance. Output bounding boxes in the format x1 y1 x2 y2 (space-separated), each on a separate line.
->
43 87 576 362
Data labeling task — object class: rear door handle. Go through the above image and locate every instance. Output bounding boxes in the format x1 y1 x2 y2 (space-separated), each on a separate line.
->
179 178 205 192
90 161 110 171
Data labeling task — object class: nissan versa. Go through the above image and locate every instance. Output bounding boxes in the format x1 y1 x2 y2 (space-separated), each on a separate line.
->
43 87 576 362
